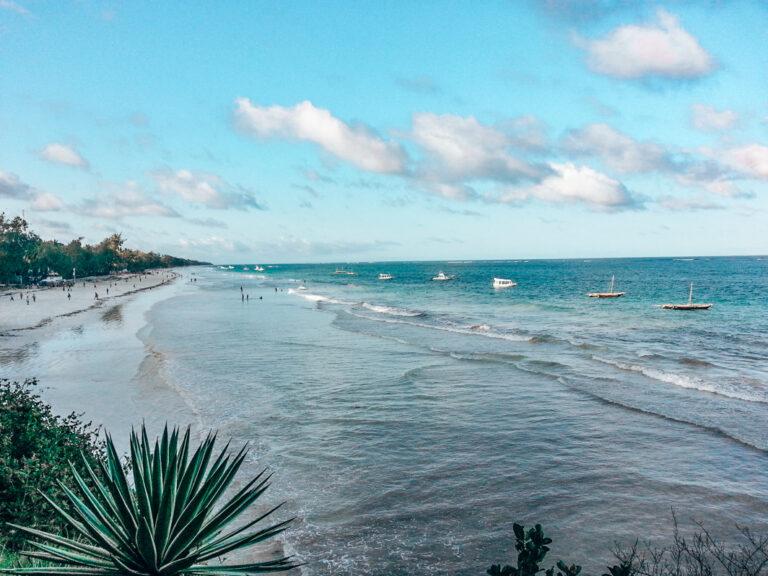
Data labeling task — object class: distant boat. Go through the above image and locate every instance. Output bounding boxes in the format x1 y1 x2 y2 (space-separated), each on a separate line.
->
432 271 454 281
254 265 265 272
662 283 712 310
242 266 250 270
332 267 356 276
492 277 517 289
378 273 393 280
588 275 625 298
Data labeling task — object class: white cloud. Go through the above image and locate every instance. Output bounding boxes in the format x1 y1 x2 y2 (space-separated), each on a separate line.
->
657 196 723 211
499 163 638 210
234 98 407 174
691 104 738 132
0 170 32 199
30 192 64 212
579 9 714 80
722 145 768 180
39 143 89 169
153 168 265 210
0 0 29 15
563 123 670 173
79 182 179 219
178 236 248 252
412 113 541 183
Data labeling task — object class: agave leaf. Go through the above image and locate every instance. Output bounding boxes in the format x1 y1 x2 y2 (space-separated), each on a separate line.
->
26 542 115 569
7 524 111 560
153 442 179 559
196 503 285 556
195 518 294 562
135 516 158 571
197 474 274 545
68 466 132 546
0 568 120 576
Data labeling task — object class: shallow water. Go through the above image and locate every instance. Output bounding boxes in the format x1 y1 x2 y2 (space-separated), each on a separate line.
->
3 257 768 574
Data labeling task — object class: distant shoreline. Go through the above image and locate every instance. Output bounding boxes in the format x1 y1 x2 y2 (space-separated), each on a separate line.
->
0 269 180 335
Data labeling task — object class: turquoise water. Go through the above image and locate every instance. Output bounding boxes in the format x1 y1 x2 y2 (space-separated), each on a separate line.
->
4 257 768 574
142 257 768 574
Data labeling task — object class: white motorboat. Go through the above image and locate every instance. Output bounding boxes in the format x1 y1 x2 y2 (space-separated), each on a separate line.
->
492 277 517 289
432 271 454 281
254 266 265 272
378 273 393 280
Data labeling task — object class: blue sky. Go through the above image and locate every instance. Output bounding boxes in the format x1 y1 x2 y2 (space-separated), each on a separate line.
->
1 1 767 262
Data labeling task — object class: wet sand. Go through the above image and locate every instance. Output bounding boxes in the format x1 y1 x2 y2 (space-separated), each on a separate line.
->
0 270 178 334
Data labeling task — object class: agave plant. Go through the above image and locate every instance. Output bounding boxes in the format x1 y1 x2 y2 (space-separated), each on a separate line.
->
3 425 297 575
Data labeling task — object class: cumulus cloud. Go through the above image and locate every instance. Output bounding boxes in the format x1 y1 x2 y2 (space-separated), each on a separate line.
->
0 170 32 199
411 113 540 184
30 192 64 212
563 123 670 173
691 104 738 132
234 98 407 174
721 145 768 180
153 168 266 210
579 9 714 80
78 182 179 219
498 163 639 210
39 143 89 169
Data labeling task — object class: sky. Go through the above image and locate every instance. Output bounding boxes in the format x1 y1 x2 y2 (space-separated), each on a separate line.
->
1 0 767 263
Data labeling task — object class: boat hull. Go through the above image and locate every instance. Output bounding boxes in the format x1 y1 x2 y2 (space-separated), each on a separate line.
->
587 292 625 298
661 303 712 310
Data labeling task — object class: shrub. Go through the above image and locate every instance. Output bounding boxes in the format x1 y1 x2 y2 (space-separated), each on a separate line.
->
4 424 297 575
0 379 105 550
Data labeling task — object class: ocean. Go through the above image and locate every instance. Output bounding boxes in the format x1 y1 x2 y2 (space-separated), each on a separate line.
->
3 256 768 574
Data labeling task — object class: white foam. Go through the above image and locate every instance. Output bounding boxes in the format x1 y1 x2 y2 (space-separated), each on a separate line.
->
348 310 530 342
360 302 423 317
593 356 768 404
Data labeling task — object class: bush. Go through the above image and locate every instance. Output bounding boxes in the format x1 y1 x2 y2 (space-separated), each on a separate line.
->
6 424 297 575
0 378 105 550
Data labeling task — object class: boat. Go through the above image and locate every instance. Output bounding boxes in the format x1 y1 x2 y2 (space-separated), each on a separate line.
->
662 283 712 310
254 266 265 272
588 275 625 298
432 271 454 281
492 277 517 289
378 273 393 280
332 267 357 276
242 266 250 270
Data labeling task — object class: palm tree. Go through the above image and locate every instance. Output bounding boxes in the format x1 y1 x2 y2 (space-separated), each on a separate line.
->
3 425 297 575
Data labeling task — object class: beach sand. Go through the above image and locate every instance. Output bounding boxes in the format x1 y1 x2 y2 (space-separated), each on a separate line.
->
0 270 178 333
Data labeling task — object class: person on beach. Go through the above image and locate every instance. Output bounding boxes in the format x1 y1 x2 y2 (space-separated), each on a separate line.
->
32 294 36 302
246 294 249 301
241 293 244 302
67 292 71 300
95 292 99 300
26 296 29 305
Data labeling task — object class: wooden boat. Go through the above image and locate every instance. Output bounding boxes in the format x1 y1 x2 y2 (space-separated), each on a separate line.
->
588 275 625 298
661 283 712 310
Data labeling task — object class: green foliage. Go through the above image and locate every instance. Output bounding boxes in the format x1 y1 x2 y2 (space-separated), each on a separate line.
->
0 379 105 551
4 424 297 575
0 214 207 285
488 523 592 576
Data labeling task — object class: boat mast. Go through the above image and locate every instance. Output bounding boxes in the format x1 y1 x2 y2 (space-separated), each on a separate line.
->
688 282 693 305
610 275 615 293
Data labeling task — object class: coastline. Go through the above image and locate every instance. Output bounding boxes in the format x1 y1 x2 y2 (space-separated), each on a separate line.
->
0 268 197 444
0 269 181 335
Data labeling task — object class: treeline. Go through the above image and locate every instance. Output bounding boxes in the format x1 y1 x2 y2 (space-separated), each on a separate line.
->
0 213 208 285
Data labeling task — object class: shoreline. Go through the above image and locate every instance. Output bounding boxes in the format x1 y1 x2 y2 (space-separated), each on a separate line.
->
0 269 181 335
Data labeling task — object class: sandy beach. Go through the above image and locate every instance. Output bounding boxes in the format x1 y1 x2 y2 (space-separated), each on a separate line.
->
0 270 179 334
